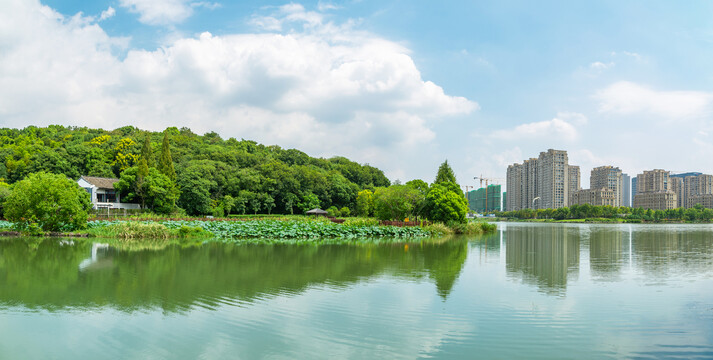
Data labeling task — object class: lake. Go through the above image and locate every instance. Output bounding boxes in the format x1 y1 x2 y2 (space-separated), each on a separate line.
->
1 222 712 359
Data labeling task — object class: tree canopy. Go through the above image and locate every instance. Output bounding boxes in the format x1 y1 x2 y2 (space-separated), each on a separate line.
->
4 172 91 231
0 125 390 215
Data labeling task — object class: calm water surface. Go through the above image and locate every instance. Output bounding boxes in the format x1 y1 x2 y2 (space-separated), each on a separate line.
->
1 223 712 359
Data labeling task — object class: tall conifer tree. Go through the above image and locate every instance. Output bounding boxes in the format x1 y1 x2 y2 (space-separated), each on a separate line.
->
434 160 458 184
140 132 153 168
158 131 176 181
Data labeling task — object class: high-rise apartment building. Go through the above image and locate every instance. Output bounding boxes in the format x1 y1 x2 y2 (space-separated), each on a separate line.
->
622 173 631 207
505 149 575 210
637 169 669 193
669 177 684 208
506 163 523 211
568 165 580 195
590 166 623 207
631 177 637 206
633 169 677 210
570 165 622 207
683 174 713 208
537 149 569 209
570 188 617 206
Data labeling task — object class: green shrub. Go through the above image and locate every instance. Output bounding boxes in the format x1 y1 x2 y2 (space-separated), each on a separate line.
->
5 172 91 232
178 225 210 237
423 222 453 236
343 217 379 227
100 222 171 239
339 206 351 217
327 206 341 217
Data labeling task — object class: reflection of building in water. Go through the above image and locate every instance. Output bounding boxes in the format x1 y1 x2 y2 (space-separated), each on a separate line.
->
632 230 713 276
505 225 579 295
78 243 114 271
589 229 624 281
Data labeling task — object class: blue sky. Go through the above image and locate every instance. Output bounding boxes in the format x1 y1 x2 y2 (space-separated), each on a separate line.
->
3 0 713 187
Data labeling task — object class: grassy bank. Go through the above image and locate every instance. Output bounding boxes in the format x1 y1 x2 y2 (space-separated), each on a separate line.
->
87 221 211 239
1 217 496 240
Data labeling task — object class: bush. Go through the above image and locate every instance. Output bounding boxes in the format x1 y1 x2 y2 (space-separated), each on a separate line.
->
343 217 379 227
423 222 453 236
4 172 91 232
98 222 171 239
327 206 341 217
0 182 10 219
178 225 210 237
447 221 496 234
425 182 467 223
339 206 351 217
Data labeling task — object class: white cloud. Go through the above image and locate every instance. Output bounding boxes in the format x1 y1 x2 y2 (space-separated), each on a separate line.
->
0 0 476 181
118 0 218 25
589 61 614 71
317 2 340 11
595 81 713 119
99 7 116 21
491 115 582 142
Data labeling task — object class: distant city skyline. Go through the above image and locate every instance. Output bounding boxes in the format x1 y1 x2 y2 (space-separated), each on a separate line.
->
3 1 713 184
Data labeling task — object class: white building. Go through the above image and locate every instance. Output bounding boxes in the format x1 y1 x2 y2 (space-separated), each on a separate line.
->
77 176 141 210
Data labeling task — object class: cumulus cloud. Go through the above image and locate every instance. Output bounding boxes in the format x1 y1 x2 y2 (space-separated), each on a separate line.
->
99 7 116 21
0 0 477 180
118 0 218 25
595 81 713 119
491 114 584 142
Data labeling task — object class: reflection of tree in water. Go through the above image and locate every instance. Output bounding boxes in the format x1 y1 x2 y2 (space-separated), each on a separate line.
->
589 228 624 282
505 226 579 296
0 237 468 312
422 238 469 300
632 229 713 277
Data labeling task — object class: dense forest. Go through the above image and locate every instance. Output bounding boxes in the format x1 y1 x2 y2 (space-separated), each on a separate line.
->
0 125 391 216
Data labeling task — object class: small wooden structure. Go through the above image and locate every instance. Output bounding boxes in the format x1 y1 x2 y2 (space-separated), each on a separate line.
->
306 208 328 216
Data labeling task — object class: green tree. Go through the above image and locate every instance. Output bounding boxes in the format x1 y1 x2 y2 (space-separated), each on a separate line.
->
0 182 12 219
298 192 320 213
136 157 149 208
282 193 299 215
176 165 215 216
115 167 178 214
406 179 429 195
373 185 423 221
222 195 235 215
327 206 341 217
263 194 275 214
4 172 91 231
434 160 457 184
140 132 153 168
249 194 262 215
355 189 374 217
158 131 176 181
425 182 468 223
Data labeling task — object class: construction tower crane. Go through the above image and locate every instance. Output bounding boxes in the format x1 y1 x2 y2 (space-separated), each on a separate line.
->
473 175 504 188
473 175 505 212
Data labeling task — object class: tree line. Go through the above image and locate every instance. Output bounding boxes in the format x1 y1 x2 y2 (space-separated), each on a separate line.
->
0 126 470 225
497 203 713 222
0 125 390 217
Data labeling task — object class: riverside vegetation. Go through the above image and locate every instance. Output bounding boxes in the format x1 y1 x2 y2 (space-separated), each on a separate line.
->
496 203 713 223
0 126 495 239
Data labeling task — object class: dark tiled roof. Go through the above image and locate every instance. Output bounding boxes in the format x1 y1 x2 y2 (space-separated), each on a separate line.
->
80 176 119 189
